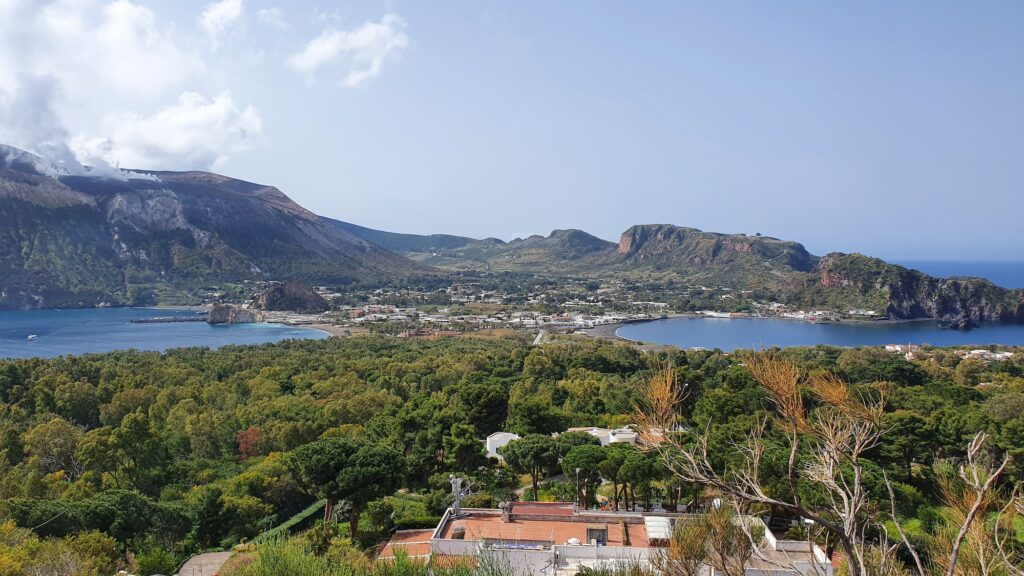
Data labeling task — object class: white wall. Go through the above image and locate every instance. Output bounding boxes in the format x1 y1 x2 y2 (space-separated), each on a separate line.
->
486 433 520 459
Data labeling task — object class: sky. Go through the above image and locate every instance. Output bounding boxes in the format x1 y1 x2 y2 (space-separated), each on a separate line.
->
0 1 1022 260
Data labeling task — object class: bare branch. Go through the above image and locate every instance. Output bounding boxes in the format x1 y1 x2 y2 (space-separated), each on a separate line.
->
883 470 926 576
946 433 1011 576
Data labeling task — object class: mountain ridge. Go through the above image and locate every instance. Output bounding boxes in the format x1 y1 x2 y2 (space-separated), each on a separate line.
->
0 145 422 309
335 220 1024 326
2 143 1021 327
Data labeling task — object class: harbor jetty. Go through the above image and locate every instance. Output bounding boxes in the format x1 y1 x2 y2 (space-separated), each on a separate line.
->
130 314 208 324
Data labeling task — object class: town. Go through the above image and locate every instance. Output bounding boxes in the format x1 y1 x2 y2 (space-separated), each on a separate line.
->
204 275 894 343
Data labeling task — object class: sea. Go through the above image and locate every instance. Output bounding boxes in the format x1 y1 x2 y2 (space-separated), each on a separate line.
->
2 261 1022 357
0 307 328 359
615 317 1024 352
616 260 1024 351
894 260 1024 289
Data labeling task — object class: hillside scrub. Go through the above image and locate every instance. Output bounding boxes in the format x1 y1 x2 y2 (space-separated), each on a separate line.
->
0 337 1019 570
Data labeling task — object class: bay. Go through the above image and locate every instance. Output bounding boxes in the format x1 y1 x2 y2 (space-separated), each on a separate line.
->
615 316 1024 352
0 307 328 359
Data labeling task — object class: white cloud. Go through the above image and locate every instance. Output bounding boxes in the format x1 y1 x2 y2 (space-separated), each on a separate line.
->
73 91 263 170
35 0 202 101
0 0 205 171
256 7 286 29
0 1 410 171
198 0 244 50
287 13 410 87
312 8 343 24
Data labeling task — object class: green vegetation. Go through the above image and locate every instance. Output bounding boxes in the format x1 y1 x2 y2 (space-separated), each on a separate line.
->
255 498 326 543
0 335 1020 573
224 539 512 576
0 155 420 309
498 434 557 500
337 222 1024 324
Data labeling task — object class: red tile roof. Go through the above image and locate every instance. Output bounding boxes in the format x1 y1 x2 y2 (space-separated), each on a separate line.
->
440 514 650 548
379 529 434 560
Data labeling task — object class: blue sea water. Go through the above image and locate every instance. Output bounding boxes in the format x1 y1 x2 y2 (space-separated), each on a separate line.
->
618 260 1024 351
0 307 327 359
616 317 1024 352
894 260 1024 289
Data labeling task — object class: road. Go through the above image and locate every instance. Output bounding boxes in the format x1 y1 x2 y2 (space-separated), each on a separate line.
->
177 551 232 576
532 329 547 346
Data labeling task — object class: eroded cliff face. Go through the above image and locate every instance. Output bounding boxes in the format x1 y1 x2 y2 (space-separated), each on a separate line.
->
814 253 1024 327
616 224 819 273
207 303 263 324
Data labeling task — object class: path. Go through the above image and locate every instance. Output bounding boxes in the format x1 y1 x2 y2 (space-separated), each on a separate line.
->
177 551 232 576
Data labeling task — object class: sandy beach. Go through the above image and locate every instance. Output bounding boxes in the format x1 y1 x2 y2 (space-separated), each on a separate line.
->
301 323 369 338
580 321 681 352
582 322 629 341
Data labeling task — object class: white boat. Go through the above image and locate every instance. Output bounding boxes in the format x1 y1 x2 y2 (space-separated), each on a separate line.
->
26 334 38 341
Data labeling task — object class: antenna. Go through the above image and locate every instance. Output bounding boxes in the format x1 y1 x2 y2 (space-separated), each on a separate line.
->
450 475 473 516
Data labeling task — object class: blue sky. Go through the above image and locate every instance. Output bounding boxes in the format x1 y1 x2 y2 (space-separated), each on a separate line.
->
1 1 1022 259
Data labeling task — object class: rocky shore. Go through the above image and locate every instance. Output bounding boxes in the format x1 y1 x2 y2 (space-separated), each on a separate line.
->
207 303 263 325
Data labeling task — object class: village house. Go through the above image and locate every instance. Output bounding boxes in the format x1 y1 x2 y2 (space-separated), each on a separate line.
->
380 502 833 576
485 432 521 460
957 349 1015 362
563 426 639 447
485 426 661 458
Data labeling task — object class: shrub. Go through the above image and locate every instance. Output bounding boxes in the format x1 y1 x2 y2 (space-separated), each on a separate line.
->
366 499 396 533
393 516 441 531
135 546 180 576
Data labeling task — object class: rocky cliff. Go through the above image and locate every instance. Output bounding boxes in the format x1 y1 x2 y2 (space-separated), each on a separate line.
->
254 281 330 313
335 220 1024 327
616 224 818 271
207 303 263 324
605 224 820 292
798 253 1024 328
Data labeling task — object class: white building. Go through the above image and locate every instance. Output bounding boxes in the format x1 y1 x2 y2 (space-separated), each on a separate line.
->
485 432 521 460
566 426 639 446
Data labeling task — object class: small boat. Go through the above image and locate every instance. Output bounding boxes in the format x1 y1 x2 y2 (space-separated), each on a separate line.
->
27 334 38 341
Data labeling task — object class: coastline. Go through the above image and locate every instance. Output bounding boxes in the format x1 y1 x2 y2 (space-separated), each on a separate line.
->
0 308 332 359
580 320 679 352
583 314 956 345
581 316 668 343
268 320 369 339
139 306 343 339
582 322 630 342
298 323 349 337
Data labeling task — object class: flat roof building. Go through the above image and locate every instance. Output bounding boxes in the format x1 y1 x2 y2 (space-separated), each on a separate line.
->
380 502 833 576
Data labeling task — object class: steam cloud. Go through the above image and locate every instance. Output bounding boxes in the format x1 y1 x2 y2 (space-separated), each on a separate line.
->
0 0 256 176
0 75 84 175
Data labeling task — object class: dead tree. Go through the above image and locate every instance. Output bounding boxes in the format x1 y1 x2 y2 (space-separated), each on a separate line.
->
637 354 1022 576
651 515 709 576
636 354 887 576
923 433 1015 576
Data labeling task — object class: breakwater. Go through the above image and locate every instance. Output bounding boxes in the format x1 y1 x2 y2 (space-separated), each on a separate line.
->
130 315 208 324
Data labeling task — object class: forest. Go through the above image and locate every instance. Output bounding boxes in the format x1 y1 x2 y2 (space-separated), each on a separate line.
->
0 334 1020 575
